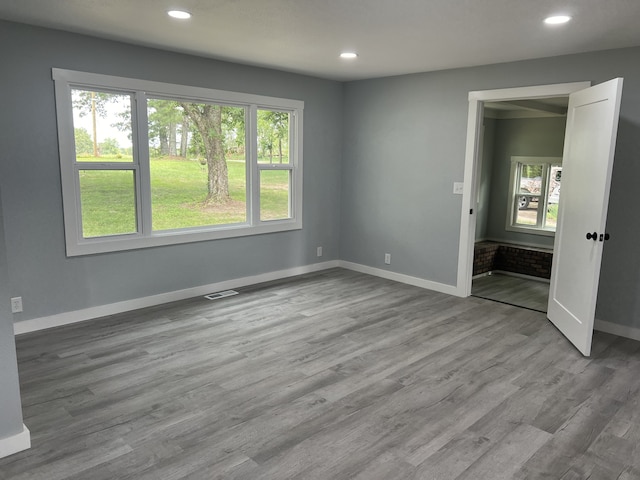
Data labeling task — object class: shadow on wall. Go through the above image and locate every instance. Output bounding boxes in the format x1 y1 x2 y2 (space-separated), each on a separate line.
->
597 116 640 325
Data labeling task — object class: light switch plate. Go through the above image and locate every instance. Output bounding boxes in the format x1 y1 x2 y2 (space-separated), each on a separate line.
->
453 182 464 195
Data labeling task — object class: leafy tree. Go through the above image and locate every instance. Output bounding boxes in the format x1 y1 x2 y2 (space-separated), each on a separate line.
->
180 116 190 157
258 110 289 163
222 107 246 156
73 90 114 156
258 122 274 162
148 99 185 157
105 95 244 206
74 127 93 156
99 137 120 156
187 124 205 159
270 111 289 163
113 109 132 143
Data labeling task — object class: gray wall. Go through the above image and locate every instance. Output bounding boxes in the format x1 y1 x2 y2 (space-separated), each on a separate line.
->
0 187 25 441
341 46 640 327
2 19 640 448
475 117 496 241
0 21 343 321
484 116 567 248
1 20 640 333
341 73 469 285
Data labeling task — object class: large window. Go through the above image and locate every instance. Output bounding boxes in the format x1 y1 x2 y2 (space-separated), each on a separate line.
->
53 69 303 256
506 156 562 236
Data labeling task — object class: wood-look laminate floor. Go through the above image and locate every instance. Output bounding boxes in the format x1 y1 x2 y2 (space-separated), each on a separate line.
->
472 273 550 313
2 268 640 479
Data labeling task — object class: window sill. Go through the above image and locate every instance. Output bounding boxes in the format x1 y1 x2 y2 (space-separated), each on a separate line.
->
505 225 555 237
66 219 302 257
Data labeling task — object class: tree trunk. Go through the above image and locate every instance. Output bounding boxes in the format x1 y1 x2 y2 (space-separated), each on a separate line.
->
181 103 230 204
180 118 189 157
91 92 99 157
169 122 177 157
278 138 283 164
159 129 169 156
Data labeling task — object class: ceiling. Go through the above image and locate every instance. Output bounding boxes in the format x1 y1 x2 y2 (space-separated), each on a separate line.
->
1 0 640 81
485 97 569 119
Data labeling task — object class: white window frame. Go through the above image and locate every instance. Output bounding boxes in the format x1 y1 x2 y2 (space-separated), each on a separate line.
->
505 156 562 237
52 68 303 256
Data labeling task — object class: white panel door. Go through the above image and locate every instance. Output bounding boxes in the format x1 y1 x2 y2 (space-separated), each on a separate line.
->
548 78 623 356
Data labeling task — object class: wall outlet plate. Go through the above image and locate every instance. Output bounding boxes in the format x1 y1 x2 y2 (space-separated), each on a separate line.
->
453 182 464 195
11 297 23 313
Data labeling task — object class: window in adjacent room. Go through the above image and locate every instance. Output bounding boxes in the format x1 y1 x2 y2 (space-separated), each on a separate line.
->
506 156 562 236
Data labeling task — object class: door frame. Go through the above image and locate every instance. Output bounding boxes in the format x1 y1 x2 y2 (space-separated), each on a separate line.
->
455 82 591 297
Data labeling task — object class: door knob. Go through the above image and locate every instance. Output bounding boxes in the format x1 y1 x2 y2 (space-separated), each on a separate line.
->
586 232 597 241
599 233 611 242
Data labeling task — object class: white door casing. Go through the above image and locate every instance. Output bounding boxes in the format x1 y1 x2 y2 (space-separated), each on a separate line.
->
547 78 624 356
458 79 623 357
457 82 590 297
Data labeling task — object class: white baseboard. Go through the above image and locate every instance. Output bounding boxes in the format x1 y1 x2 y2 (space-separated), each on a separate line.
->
472 272 492 280
0 424 30 459
14 260 640 344
594 318 640 342
14 261 340 335
338 261 459 296
485 270 551 284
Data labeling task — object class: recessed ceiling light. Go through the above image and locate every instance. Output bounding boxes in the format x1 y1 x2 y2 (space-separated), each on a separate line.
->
544 15 571 25
340 52 358 59
167 10 192 19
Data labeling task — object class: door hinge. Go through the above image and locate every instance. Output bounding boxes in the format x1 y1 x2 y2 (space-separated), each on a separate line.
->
470 209 474 214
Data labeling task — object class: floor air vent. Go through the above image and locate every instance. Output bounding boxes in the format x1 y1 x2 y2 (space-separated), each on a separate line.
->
204 290 239 301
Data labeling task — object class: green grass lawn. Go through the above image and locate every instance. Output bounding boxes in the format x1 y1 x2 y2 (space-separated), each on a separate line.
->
78 155 290 237
546 204 559 228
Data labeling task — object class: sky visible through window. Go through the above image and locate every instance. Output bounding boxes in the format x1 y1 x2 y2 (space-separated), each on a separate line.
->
72 90 132 152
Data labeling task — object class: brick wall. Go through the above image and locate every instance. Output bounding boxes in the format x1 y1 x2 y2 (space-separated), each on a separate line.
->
474 241 553 279
473 242 500 276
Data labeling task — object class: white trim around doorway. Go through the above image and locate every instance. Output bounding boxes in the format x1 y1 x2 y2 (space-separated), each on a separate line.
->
455 81 591 297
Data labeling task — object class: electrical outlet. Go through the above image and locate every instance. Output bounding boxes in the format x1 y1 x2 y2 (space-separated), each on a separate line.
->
453 182 464 195
384 253 391 265
11 297 23 313
317 246 323 257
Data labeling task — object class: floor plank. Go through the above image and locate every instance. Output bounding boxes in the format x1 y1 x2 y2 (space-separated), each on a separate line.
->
472 272 549 312
1 268 638 479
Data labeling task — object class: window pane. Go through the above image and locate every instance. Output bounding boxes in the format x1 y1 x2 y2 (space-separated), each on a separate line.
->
545 165 562 229
258 109 290 164
514 200 537 225
260 170 291 221
79 170 137 238
515 163 543 226
148 99 247 230
72 89 133 162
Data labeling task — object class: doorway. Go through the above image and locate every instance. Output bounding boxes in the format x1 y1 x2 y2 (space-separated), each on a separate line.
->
456 82 590 299
457 79 624 356
470 98 568 312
